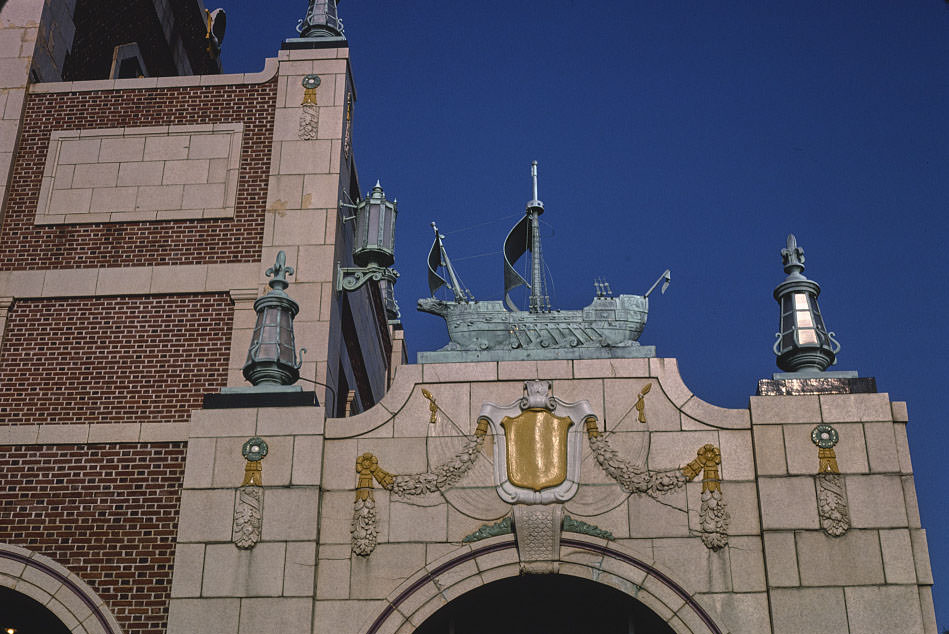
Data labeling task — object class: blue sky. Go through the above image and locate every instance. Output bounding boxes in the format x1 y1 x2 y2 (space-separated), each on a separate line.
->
216 0 948 625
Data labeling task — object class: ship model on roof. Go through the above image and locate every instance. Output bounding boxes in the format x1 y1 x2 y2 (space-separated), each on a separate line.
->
416 162 670 363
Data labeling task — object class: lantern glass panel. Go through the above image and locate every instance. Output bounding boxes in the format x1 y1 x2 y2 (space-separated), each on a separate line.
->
368 204 381 246
798 328 818 345
259 343 278 359
383 207 394 250
793 293 809 310
796 310 814 328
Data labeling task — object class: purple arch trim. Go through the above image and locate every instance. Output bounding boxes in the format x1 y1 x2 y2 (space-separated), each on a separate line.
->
0 549 117 634
365 538 722 634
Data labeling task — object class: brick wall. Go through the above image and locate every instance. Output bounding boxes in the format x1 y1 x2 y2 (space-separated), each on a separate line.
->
0 294 232 425
0 80 275 270
0 442 187 634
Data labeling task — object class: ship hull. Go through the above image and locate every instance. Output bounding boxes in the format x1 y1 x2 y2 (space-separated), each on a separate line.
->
417 294 649 354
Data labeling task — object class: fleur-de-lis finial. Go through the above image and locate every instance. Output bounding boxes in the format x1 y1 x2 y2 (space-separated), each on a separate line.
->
266 251 294 292
781 233 805 275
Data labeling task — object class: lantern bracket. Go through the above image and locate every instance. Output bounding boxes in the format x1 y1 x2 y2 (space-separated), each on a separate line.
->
337 261 399 293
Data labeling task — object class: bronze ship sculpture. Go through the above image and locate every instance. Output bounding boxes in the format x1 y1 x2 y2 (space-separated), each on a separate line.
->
417 162 670 362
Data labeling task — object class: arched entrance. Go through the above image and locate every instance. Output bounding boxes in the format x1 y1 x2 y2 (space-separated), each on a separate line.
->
0 586 71 634
0 544 122 634
359 535 724 634
414 573 676 634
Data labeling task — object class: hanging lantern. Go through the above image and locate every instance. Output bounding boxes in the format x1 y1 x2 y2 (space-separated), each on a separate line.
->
296 0 344 39
337 181 399 293
244 251 305 386
772 234 840 372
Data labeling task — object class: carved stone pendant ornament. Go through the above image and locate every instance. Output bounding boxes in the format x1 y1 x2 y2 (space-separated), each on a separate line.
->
479 380 594 505
298 74 320 140
233 437 268 549
812 424 850 537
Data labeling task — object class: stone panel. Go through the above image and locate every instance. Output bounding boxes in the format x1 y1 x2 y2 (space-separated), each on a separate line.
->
843 585 925 634
846 474 907 528
795 529 884 586
36 125 243 224
349 543 425 600
879 528 917 584
757 477 819 530
752 426 787 476
762 532 799 587
167 598 240 634
770 587 849 634
202 542 287 597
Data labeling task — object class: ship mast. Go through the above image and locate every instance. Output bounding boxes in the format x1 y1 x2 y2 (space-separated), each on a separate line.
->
431 222 467 302
527 161 548 313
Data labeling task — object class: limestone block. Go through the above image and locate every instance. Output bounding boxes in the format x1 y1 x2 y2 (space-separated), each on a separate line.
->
550 378 604 415
279 139 331 174
48 187 91 214
846 474 907 528
425 361 498 384
117 160 164 186
313 600 387 634
135 184 183 211
182 182 226 209
783 422 867 475
653 537 731 593
296 244 335 283
879 528 916 584
350 543 425 599
321 438 358 490
638 573 685 619
497 359 573 380
191 407 257 438
389 500 448 542
315 557 350 599
177 489 235 542
144 135 190 161
627 488 689 537
891 400 909 422
237 597 312 634
705 481 758 535
752 426 787 475
291 435 323 486
762 532 799 587
691 592 771 634
356 437 428 475
563 500 631 539
910 529 933 585
795 529 884 586
863 422 900 473
604 378 680 432
170 543 205 598
648 358 693 408
749 395 821 424
90 186 138 213
202 542 286 597
272 209 327 247
819 392 892 422
317 103 344 139
681 397 750 429
162 159 210 185
573 357 649 379
255 405 324 436
844 585 924 634
182 437 214 489
260 488 320 541
57 138 100 164
919 587 937 634
98 136 145 162
902 476 922 529
718 430 755 481
72 162 118 188
757 477 819 530
647 430 718 471
318 490 358 544
430 557 478 594
770 587 848 634
468 380 523 433
167 598 240 634
189 133 232 159
894 422 913 474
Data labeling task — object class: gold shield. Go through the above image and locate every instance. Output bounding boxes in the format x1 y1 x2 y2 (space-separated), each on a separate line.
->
500 409 574 491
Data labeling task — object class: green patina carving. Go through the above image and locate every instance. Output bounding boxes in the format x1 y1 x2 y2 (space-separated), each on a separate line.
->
562 514 614 541
462 516 513 543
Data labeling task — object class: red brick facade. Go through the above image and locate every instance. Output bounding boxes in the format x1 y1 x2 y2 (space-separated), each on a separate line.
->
0 294 232 425
0 80 276 270
0 442 187 634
